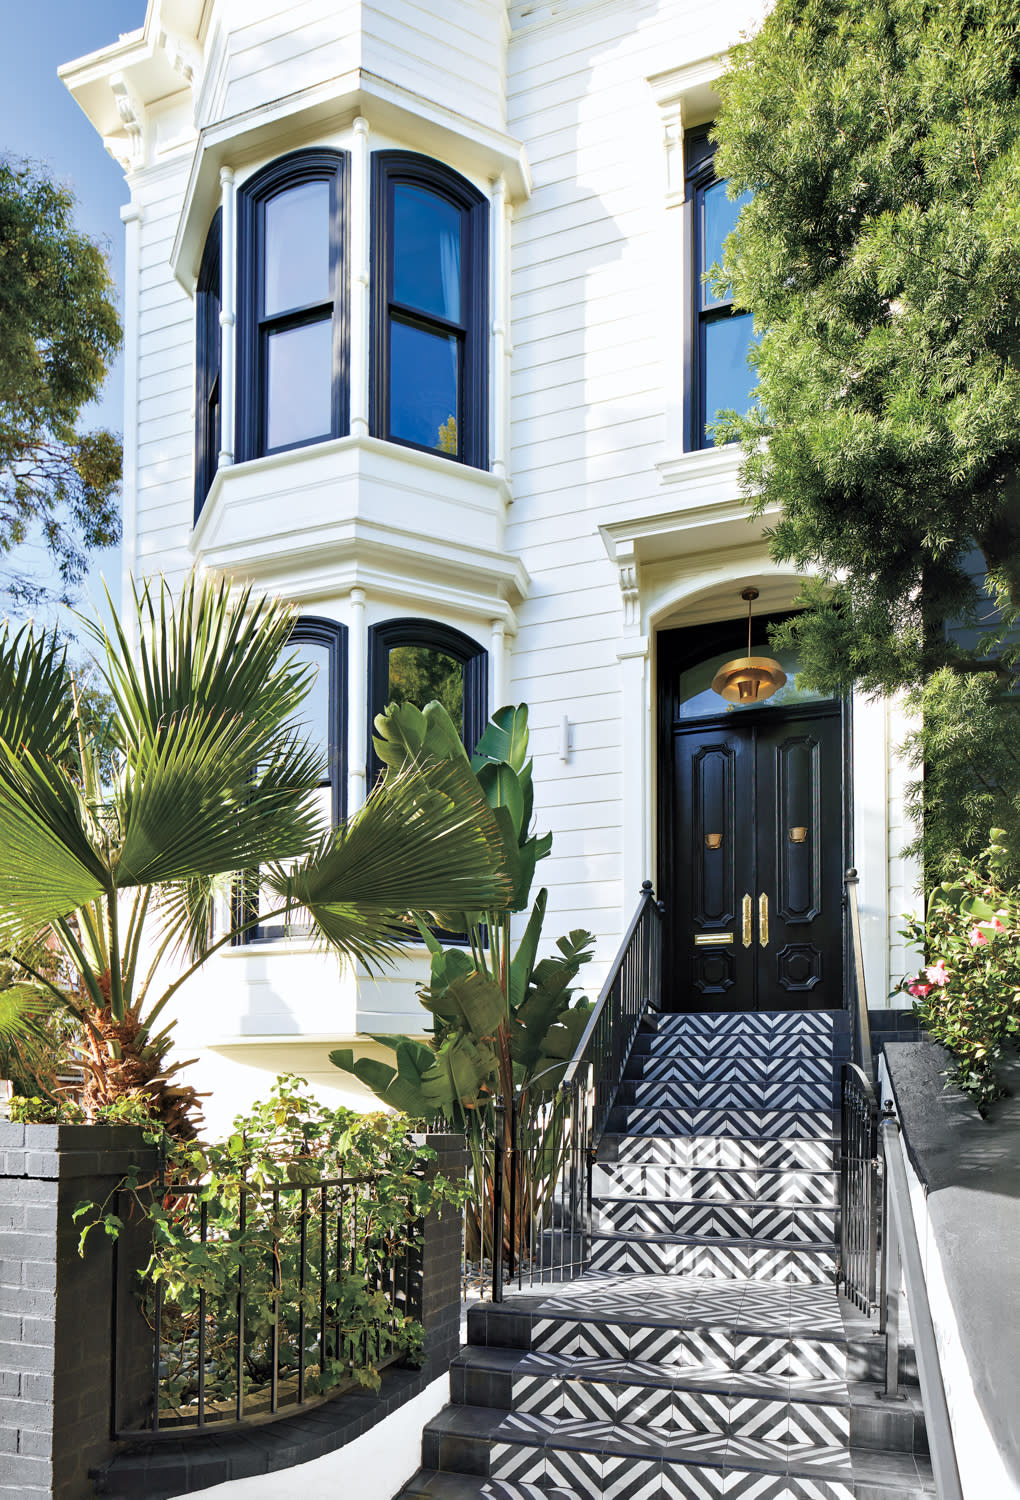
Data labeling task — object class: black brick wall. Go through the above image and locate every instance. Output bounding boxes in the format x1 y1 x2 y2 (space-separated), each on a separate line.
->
0 1122 157 1500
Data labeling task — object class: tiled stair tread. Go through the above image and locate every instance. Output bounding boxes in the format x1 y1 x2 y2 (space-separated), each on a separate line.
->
591 1229 838 1251
594 1193 837 1212
398 1471 583 1500
457 1345 851 1404
593 1169 839 1204
598 1134 838 1169
609 1109 838 1138
428 1404 864 1480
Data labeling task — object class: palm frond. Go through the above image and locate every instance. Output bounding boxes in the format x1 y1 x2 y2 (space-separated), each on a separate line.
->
155 875 220 966
78 575 331 886
0 984 61 1045
0 624 74 765
265 757 513 967
0 742 108 944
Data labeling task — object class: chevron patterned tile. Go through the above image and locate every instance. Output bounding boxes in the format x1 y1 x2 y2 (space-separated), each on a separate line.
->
594 1198 755 1238
512 1372 618 1422
786 1398 851 1447
609 1107 836 1139
722 1471 853 1500
624 1055 833 1086
750 1207 837 1244
489 1442 547 1486
622 1079 834 1111
756 1170 839 1207
633 1031 834 1059
653 1011 834 1037
657 1465 729 1499
682 1242 837 1286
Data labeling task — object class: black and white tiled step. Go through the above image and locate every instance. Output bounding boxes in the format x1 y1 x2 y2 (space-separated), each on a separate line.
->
599 1133 837 1172
626 1052 833 1084
607 1106 837 1139
592 1196 837 1243
615 1078 835 1110
399 1474 583 1500
631 1030 836 1059
592 1163 839 1204
588 1233 838 1282
650 1011 837 1038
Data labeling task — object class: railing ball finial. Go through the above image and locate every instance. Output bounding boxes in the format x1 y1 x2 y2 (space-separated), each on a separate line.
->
641 879 653 893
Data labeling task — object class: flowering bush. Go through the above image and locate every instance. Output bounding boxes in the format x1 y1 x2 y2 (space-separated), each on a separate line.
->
899 832 1020 1112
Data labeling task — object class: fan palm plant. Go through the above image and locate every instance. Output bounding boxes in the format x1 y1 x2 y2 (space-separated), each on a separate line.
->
0 576 512 1137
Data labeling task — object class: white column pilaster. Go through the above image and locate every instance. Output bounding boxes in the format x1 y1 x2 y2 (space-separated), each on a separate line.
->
348 586 368 812
350 117 371 438
490 175 508 478
618 635 651 900
489 617 506 711
218 166 236 467
119 201 143 635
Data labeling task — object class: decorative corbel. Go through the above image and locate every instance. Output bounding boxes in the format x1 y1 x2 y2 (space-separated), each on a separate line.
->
662 108 685 206
158 28 201 92
107 74 145 168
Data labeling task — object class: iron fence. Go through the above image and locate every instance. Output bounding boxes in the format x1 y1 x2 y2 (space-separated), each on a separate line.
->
110 1154 436 1437
838 1061 880 1315
485 881 663 1301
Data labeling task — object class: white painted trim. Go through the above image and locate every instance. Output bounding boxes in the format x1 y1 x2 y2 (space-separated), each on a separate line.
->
166 1372 450 1500
349 117 371 440
118 201 143 637
348 586 368 813
217 164 235 467
490 174 507 480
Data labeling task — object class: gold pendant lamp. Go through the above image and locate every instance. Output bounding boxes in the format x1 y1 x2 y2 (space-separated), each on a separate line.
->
710 588 787 704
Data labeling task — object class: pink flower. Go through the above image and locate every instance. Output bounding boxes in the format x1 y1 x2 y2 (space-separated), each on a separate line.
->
969 926 990 947
925 960 951 987
969 917 1005 946
907 980 932 999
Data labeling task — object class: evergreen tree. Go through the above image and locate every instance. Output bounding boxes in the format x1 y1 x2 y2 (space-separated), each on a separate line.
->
0 158 122 609
712 0 1020 695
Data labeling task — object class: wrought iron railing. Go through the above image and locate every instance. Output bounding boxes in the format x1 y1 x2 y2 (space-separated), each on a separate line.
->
487 881 663 1301
110 1155 431 1437
844 868 875 1086
838 1061 880 1314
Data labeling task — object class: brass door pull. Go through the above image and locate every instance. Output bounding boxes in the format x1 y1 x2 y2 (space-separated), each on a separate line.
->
758 891 769 947
742 894 752 948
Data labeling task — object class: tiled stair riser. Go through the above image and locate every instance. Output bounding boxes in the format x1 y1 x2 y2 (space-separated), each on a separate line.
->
616 1079 834 1110
607 1107 837 1138
587 1237 838 1283
600 1135 837 1172
592 1198 837 1242
626 1053 833 1083
592 1164 839 1204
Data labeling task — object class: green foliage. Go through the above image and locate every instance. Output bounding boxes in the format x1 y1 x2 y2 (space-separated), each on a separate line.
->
387 644 465 734
712 0 1020 694
72 1078 463 1417
900 670 1020 883
898 833 1020 1111
0 579 511 1136
0 157 122 610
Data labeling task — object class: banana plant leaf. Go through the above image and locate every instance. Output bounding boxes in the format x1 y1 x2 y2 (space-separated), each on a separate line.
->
471 704 530 773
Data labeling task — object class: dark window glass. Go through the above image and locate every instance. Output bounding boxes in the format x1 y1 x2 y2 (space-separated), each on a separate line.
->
392 183 462 321
234 619 347 946
389 321 459 454
264 181 330 316
685 127 757 449
236 150 348 461
387 643 465 736
194 210 222 521
372 153 487 469
266 319 333 449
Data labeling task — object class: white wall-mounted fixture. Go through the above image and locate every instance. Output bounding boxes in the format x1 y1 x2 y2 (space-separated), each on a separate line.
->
559 715 573 763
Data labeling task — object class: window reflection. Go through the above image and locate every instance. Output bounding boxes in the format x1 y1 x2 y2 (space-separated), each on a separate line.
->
392 184 462 321
266 320 333 450
264 181 330 316
388 321 459 453
703 312 757 441
387 644 465 736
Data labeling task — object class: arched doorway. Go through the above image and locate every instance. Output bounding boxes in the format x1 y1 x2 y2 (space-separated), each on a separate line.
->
657 612 849 1012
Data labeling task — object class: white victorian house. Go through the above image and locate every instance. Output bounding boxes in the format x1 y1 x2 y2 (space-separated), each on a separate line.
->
61 0 918 1133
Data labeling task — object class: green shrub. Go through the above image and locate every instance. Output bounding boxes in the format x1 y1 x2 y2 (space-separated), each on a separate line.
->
899 832 1020 1112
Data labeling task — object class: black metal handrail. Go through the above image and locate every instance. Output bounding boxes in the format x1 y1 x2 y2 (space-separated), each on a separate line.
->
844 868 875 1086
488 881 663 1301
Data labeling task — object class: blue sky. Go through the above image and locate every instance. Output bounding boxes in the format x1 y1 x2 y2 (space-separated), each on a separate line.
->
3 3 147 633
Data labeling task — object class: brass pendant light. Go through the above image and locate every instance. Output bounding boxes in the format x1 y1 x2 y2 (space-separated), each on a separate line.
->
710 588 787 704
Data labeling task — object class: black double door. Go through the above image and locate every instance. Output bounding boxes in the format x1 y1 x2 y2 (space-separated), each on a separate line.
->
667 705 843 1011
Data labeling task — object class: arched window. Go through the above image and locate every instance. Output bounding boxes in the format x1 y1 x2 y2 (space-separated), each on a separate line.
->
371 153 488 468
236 149 349 460
684 124 756 450
367 618 487 779
233 616 347 945
194 209 221 521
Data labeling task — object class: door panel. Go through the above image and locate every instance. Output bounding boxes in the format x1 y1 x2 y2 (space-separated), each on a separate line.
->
754 715 842 1010
670 707 842 1011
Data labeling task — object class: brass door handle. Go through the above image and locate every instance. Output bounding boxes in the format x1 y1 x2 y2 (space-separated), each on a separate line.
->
759 891 769 948
742 894 752 948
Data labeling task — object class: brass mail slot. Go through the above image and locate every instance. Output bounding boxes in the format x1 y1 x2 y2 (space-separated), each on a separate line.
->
694 933 733 946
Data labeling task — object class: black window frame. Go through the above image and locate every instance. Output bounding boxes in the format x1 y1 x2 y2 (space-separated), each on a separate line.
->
236 148 349 462
232 615 348 945
371 151 489 470
367 617 488 783
683 123 754 451
194 208 222 522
